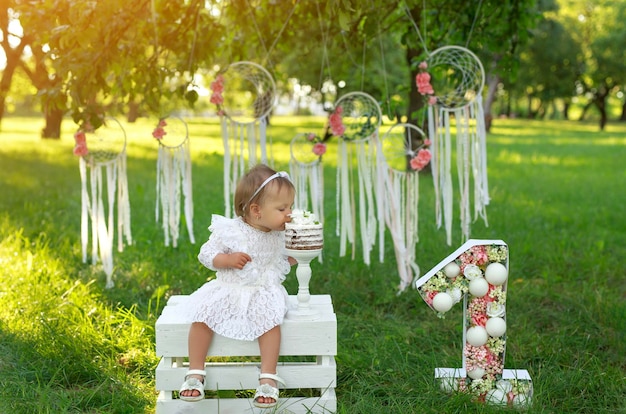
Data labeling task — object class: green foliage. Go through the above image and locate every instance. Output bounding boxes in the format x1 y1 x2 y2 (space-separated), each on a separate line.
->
1 116 626 413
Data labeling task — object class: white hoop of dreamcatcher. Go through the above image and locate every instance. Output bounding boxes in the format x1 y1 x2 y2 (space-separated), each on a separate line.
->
153 116 195 248
425 45 489 245
331 91 382 265
210 61 277 218
376 123 430 292
75 117 132 288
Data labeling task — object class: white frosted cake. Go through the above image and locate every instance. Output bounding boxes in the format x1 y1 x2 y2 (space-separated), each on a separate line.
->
285 210 323 250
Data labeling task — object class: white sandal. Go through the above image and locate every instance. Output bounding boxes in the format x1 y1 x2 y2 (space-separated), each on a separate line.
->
253 373 285 408
179 369 206 402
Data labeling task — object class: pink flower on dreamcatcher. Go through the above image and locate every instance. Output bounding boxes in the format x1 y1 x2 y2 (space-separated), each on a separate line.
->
416 61 437 106
152 119 167 140
73 130 88 156
409 138 432 171
210 74 225 115
306 132 328 157
329 106 346 137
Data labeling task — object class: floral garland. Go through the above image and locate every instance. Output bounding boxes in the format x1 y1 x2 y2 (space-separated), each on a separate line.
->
152 119 167 140
209 74 225 116
416 61 437 106
305 132 327 158
419 244 532 406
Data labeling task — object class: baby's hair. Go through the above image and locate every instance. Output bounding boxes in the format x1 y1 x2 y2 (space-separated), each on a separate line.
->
234 164 295 217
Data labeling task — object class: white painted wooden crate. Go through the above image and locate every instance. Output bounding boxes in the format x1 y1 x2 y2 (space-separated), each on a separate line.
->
155 294 337 414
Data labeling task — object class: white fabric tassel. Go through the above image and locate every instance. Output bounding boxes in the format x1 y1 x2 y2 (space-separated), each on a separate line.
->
182 139 195 244
221 116 232 218
336 138 379 265
442 109 453 245
157 146 171 247
377 149 421 293
247 122 257 166
336 140 354 258
79 158 89 263
456 107 471 241
472 97 490 223
156 141 194 248
117 153 132 248
79 151 132 289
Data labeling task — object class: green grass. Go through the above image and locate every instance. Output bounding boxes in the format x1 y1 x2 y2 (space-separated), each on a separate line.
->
1 116 625 413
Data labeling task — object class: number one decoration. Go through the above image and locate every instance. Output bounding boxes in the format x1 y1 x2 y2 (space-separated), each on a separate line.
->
414 239 533 407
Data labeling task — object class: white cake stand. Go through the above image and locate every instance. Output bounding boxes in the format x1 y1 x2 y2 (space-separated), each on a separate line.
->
285 248 322 320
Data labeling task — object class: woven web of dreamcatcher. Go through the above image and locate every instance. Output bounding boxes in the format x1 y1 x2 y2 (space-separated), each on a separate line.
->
426 45 489 246
155 116 195 247
220 61 276 125
377 123 427 292
83 117 127 165
78 117 132 288
427 45 485 110
334 92 382 265
335 92 381 142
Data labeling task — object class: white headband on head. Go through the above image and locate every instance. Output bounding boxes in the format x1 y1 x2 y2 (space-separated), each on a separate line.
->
245 171 291 209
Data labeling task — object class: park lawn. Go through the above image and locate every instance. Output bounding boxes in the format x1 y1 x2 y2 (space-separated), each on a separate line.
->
0 115 625 413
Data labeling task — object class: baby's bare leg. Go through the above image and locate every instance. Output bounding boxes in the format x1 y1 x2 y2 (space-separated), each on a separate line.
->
257 326 281 403
181 322 214 398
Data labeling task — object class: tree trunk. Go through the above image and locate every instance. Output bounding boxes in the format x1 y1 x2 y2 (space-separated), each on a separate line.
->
578 101 593 121
620 100 626 121
405 28 428 172
127 101 140 123
0 48 26 131
479 58 501 132
41 107 64 139
596 98 607 131
563 102 570 120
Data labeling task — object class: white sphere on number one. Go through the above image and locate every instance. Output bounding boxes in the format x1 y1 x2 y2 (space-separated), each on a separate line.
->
469 277 489 297
485 262 508 285
467 367 486 380
486 317 507 337
486 388 507 405
466 326 488 346
444 262 461 278
432 292 454 312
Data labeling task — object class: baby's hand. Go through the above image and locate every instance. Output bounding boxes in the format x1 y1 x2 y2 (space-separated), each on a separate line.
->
227 252 252 269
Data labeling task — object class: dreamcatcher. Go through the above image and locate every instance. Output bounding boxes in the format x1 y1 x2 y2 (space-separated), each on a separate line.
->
289 132 325 221
153 116 195 248
330 92 382 265
421 46 489 245
209 61 276 218
377 123 432 292
73 117 132 288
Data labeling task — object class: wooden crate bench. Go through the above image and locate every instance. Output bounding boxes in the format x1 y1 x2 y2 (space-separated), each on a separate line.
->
155 294 337 414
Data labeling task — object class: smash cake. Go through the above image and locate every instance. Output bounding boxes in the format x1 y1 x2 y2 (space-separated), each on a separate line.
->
285 209 323 250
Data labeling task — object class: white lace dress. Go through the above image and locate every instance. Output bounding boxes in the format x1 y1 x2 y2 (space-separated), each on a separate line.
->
185 215 291 341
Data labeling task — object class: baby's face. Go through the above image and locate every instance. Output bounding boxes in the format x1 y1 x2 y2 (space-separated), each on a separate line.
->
256 186 294 232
